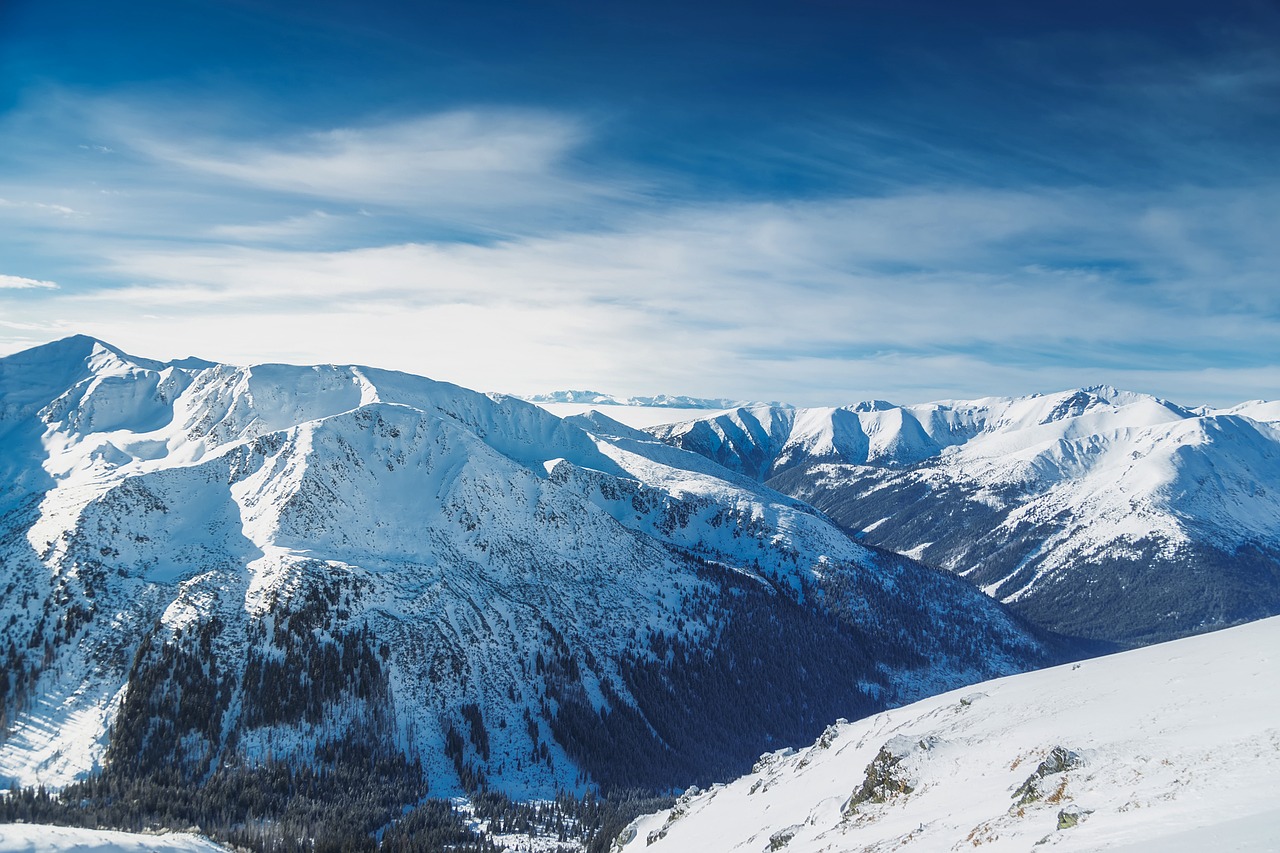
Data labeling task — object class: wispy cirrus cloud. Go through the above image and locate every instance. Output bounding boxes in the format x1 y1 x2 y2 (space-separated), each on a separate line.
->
0 93 632 255
136 109 621 218
1 16 1279 407
207 210 340 242
0 274 58 290
5 183 1275 406
0 197 80 217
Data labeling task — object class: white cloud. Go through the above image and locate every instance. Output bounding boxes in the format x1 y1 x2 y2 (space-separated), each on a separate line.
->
208 210 337 242
138 111 612 215
2 183 1273 406
1 92 1276 407
0 197 79 217
0 274 58 290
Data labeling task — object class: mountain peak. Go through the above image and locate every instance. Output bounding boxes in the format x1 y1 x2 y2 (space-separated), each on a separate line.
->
2 334 166 375
0 338 1058 798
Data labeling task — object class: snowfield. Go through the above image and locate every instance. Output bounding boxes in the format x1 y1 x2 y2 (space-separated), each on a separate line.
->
0 824 227 852
619 615 1280 853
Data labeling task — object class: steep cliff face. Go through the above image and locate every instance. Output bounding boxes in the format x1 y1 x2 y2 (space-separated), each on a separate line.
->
0 337 1054 797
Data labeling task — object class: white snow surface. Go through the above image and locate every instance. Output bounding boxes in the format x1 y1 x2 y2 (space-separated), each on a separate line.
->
652 386 1280 594
620 615 1280 853
0 337 1045 796
531 402 727 428
0 824 227 852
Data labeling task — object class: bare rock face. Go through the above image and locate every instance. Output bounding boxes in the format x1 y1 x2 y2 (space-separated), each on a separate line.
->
1056 804 1091 829
845 735 942 812
1012 746 1082 806
768 824 804 849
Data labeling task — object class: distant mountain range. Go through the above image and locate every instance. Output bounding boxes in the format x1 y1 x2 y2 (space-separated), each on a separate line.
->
0 337 1060 802
649 387 1280 644
519 390 757 409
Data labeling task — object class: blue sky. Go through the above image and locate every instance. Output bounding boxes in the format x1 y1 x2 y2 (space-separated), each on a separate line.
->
1 0 1278 405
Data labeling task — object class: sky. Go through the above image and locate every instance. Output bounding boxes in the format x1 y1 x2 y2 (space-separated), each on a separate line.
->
1 0 1278 406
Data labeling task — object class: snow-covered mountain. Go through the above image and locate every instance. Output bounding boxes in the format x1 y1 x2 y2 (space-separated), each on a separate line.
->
651 387 1280 643
519 390 754 410
619 613 1280 853
0 337 1058 798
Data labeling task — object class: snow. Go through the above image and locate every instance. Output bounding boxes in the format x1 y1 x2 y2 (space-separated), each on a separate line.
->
3 336 1041 798
530 402 726 428
1216 400 1280 426
451 797 586 852
620 615 1280 853
0 824 227 852
652 387 1280 606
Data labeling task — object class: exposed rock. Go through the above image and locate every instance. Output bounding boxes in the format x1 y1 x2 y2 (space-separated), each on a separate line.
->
1013 746 1082 806
768 824 804 850
647 786 702 844
611 822 639 852
1057 804 1091 829
816 719 849 749
753 747 797 774
845 735 941 813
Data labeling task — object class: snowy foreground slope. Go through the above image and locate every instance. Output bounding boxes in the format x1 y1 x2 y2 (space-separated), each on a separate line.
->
620 615 1280 853
0 337 1056 798
652 388 1280 643
0 824 226 852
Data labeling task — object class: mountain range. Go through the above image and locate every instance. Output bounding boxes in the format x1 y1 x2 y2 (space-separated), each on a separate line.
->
0 337 1060 804
649 387 1280 643
519 390 754 410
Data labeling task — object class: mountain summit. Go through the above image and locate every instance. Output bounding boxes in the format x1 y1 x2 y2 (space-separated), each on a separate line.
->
652 388 1280 643
0 337 1058 799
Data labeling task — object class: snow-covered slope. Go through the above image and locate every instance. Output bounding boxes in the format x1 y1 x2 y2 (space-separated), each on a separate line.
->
523 390 766 428
620 614 1280 853
654 387 1280 643
0 825 227 852
0 337 1056 797
533 402 727 429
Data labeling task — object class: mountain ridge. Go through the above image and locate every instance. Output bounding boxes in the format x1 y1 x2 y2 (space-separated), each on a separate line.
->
649 386 1280 643
0 336 1062 802
518 389 768 410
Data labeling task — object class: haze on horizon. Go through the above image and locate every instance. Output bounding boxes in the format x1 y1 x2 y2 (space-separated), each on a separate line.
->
1 0 1278 407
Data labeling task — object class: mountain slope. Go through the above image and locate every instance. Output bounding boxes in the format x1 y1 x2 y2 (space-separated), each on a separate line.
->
0 825 227 852
619 613 1280 853
653 387 1280 643
0 337 1058 799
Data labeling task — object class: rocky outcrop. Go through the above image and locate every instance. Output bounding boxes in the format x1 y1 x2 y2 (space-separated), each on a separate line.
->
1012 746 1082 806
845 736 942 813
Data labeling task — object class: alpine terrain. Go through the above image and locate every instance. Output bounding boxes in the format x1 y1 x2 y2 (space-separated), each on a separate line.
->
0 337 1062 849
619 613 1280 853
650 388 1280 644
520 390 751 410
